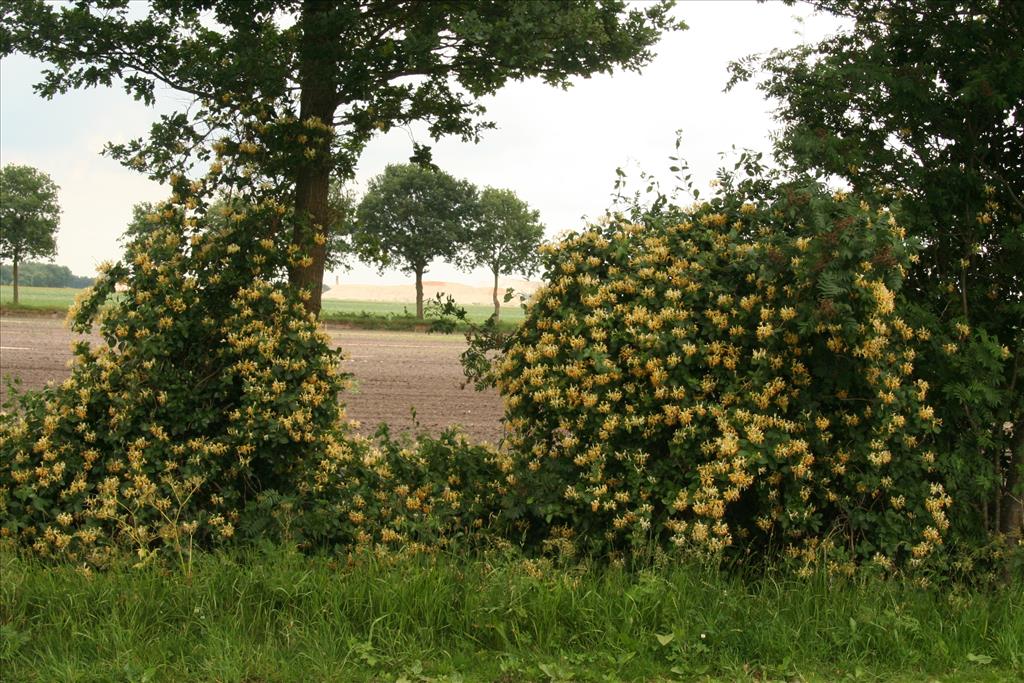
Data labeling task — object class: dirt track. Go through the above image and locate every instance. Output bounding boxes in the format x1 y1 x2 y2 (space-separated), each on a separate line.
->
0 315 505 443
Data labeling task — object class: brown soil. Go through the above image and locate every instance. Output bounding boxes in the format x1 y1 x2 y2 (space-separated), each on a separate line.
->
0 316 505 443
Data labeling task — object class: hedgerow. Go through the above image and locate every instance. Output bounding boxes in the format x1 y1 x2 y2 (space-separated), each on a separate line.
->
0 191 518 565
489 176 951 568
0 196 356 564
0 162 993 574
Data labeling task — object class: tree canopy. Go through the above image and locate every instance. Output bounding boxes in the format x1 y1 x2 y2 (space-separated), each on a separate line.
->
0 164 61 304
2 0 683 313
355 163 478 319
729 0 1024 541
464 187 545 319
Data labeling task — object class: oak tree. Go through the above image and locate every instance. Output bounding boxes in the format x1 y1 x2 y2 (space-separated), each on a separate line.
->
355 163 477 319
464 187 545 320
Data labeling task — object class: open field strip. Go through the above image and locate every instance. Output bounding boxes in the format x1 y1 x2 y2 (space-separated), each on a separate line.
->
0 315 505 441
0 285 88 310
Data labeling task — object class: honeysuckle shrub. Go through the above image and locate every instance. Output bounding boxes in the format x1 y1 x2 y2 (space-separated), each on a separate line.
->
491 178 952 567
0 198 353 565
270 426 507 555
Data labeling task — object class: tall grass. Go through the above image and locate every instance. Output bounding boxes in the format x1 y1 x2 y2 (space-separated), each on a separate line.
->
2 546 1020 681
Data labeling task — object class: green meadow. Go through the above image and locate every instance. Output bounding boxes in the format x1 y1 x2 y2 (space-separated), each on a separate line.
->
0 285 83 311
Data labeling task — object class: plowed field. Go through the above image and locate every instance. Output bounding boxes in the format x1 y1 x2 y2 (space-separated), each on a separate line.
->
0 315 505 442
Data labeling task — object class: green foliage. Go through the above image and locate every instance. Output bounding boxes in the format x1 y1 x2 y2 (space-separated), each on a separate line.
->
0 262 92 288
0 165 60 263
325 181 358 271
355 163 479 319
274 426 505 553
0 164 61 302
730 0 1024 540
2 0 681 180
0 165 506 561
464 187 546 319
489 174 952 566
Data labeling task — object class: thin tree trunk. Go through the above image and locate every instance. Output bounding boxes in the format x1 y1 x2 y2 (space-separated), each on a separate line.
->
492 267 500 321
1000 424 1024 543
415 267 424 320
288 0 339 316
12 256 18 305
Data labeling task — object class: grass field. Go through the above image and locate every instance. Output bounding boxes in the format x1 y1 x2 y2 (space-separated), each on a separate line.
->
0 284 523 327
321 297 526 323
0 285 84 311
1 547 1020 682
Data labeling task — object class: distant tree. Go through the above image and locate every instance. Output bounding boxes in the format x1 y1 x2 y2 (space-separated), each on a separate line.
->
0 262 93 288
464 188 545 320
356 164 477 319
0 164 61 304
3 0 682 315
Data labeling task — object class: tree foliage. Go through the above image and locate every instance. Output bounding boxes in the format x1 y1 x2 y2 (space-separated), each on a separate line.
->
1 0 683 314
0 164 61 303
729 0 1024 544
355 163 478 319
325 181 358 272
464 187 545 320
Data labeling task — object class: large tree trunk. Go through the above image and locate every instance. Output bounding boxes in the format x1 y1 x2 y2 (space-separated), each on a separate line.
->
492 267 500 321
289 0 339 316
12 256 19 305
415 266 424 320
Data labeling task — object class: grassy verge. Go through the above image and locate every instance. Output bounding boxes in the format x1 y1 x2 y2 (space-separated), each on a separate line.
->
1 285 522 331
2 547 1020 682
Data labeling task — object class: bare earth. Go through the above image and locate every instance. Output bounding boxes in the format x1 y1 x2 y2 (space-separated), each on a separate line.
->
0 315 505 443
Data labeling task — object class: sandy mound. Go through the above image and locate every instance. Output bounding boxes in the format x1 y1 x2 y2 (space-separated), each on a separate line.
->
322 278 541 306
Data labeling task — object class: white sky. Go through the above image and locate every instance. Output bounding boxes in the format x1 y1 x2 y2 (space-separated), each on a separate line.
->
0 1 846 287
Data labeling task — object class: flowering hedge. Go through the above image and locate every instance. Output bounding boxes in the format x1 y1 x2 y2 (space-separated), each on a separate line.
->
0 172 967 570
0 195 510 563
0 199 352 564
492 181 951 567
